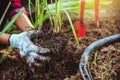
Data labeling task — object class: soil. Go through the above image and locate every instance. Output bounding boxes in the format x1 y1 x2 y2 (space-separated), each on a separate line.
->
0 19 120 80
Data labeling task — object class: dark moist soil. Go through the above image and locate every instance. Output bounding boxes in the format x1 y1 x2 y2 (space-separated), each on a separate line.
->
0 19 120 80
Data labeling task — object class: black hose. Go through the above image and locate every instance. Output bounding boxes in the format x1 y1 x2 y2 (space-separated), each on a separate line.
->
79 34 120 80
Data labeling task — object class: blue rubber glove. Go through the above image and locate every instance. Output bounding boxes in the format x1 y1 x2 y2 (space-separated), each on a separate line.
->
9 31 51 67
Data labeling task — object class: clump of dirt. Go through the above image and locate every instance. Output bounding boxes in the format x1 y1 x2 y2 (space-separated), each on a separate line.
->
29 21 79 79
30 26 68 56
0 20 120 80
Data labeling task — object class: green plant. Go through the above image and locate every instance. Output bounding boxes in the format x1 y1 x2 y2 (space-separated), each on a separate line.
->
93 51 98 65
28 0 49 28
52 0 62 33
28 0 34 23
27 0 112 44
35 0 46 27
63 10 79 45
0 2 11 25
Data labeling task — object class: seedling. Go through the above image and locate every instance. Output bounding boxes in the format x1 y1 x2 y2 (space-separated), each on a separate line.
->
63 10 79 45
93 52 98 65
52 0 62 33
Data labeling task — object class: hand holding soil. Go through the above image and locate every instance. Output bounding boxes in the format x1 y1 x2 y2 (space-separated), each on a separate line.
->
9 31 51 68
1 20 120 80
30 26 68 73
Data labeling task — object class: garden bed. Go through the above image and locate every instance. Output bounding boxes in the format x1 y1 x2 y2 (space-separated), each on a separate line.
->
0 19 120 80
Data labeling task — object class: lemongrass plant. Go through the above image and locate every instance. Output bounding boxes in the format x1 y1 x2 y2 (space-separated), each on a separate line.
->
63 10 79 45
28 0 49 29
52 0 62 33
28 0 34 23
35 0 45 27
27 0 112 44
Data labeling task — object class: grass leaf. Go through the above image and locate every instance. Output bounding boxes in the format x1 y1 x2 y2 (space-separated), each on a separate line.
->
0 7 25 35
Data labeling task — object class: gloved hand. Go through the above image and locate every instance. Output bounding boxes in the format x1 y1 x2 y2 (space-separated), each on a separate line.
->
9 30 51 67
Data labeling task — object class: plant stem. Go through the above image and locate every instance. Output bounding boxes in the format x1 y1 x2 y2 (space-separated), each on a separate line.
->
63 10 79 45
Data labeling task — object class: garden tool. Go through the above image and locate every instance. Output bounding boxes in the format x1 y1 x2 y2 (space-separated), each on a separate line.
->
74 0 86 38
95 0 100 27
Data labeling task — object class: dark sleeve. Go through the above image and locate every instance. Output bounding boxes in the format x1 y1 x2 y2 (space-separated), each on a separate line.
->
9 0 28 19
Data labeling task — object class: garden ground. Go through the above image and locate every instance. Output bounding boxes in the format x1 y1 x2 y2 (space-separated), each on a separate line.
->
0 19 120 80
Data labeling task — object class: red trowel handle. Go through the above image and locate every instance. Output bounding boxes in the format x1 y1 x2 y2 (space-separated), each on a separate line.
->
80 0 86 24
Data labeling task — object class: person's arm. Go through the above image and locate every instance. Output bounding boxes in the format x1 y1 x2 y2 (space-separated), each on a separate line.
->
14 12 34 31
8 0 34 31
0 33 10 45
0 12 34 45
0 0 51 68
0 12 51 67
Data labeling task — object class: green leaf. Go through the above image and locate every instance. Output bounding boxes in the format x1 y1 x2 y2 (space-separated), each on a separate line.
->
0 7 25 35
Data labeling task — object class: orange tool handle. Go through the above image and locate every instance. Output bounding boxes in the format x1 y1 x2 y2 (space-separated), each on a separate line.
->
95 0 99 27
80 0 86 23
